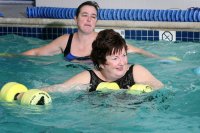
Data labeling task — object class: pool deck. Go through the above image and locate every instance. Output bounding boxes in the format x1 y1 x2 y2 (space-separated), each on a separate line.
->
0 4 32 18
0 4 200 31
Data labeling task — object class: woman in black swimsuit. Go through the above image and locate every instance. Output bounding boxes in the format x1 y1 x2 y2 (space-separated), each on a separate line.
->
41 29 164 92
22 1 161 62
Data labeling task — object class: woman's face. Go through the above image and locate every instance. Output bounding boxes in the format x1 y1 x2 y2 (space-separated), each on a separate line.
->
101 48 128 79
75 5 97 34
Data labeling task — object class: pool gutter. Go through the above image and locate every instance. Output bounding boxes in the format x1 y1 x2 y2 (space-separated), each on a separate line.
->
0 18 200 31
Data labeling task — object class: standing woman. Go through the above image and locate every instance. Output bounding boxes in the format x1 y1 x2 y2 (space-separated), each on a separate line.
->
22 1 160 62
22 1 99 62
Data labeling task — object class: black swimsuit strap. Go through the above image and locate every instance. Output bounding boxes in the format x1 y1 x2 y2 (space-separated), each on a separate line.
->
64 34 73 57
115 65 135 88
88 70 104 92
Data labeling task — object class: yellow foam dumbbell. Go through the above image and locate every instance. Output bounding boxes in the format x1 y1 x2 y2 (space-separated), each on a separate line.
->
21 89 52 105
0 82 52 105
0 82 28 102
96 82 120 92
127 84 152 95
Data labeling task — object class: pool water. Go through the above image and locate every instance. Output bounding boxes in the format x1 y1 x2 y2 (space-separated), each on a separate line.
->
0 34 200 133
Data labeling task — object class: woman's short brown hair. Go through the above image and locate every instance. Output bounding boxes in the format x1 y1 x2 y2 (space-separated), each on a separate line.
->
91 29 127 70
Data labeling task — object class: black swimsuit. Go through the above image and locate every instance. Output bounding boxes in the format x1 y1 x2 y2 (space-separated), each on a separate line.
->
88 65 135 92
63 34 91 61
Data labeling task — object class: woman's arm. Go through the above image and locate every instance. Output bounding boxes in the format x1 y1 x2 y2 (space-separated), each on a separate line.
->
127 44 160 58
133 64 164 89
41 71 91 92
22 34 69 56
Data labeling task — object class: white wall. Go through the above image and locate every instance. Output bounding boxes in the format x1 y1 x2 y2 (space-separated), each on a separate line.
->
36 0 200 10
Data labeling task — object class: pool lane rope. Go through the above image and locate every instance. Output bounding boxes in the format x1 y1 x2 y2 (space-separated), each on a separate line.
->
26 7 200 22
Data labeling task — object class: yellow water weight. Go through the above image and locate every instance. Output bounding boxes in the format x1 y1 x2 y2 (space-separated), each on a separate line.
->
96 82 120 91
96 82 153 95
21 89 52 105
0 53 13 57
127 84 153 95
0 82 52 105
0 82 28 102
166 56 182 61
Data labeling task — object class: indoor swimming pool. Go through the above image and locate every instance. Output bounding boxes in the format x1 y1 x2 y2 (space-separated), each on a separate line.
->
0 34 200 133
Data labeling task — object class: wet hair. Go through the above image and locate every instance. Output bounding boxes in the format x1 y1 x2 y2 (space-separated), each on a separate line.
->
76 1 99 17
91 29 128 70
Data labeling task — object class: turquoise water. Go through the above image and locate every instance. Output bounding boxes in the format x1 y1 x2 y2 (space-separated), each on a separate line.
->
0 34 200 133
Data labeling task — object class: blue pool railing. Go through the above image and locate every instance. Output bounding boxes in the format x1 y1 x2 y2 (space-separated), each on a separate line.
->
26 7 200 22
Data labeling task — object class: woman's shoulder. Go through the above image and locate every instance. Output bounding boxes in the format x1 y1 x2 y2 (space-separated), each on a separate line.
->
53 34 70 43
132 64 147 71
60 33 71 39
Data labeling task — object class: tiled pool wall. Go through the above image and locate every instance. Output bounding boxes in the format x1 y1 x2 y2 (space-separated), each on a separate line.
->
0 26 200 42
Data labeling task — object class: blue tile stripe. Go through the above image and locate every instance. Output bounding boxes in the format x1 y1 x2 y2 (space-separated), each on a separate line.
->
0 26 199 42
